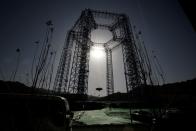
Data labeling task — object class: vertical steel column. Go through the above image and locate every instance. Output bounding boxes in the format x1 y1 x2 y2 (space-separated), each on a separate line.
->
67 10 93 94
77 40 90 94
53 31 74 93
105 48 114 95
120 15 142 93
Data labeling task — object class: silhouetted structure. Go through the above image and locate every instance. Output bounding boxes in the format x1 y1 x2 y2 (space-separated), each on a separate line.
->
54 9 153 96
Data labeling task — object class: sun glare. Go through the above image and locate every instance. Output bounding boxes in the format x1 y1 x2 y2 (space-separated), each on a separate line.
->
90 29 113 44
90 46 105 59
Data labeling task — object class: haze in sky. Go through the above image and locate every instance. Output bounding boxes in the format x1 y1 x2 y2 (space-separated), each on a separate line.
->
0 0 195 96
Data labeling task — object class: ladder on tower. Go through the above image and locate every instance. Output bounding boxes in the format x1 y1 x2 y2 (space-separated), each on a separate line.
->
105 48 114 95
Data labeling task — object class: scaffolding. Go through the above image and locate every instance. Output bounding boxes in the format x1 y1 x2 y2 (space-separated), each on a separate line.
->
54 9 151 95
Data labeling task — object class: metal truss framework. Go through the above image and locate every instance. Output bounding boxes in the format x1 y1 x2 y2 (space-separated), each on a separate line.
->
54 9 149 95
105 48 114 95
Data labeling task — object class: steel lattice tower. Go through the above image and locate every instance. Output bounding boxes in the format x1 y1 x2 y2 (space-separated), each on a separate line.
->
54 9 149 95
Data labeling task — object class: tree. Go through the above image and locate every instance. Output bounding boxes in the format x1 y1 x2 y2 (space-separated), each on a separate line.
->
96 87 103 96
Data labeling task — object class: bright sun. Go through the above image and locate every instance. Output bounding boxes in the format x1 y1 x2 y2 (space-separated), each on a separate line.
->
90 46 105 59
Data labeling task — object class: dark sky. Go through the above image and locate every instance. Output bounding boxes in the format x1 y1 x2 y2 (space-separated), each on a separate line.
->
0 0 196 94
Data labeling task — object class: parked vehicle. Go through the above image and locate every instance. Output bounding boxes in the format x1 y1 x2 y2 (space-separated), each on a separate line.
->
0 93 73 131
131 110 154 124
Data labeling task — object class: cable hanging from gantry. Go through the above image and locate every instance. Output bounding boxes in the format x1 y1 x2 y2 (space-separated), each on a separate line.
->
32 20 54 89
